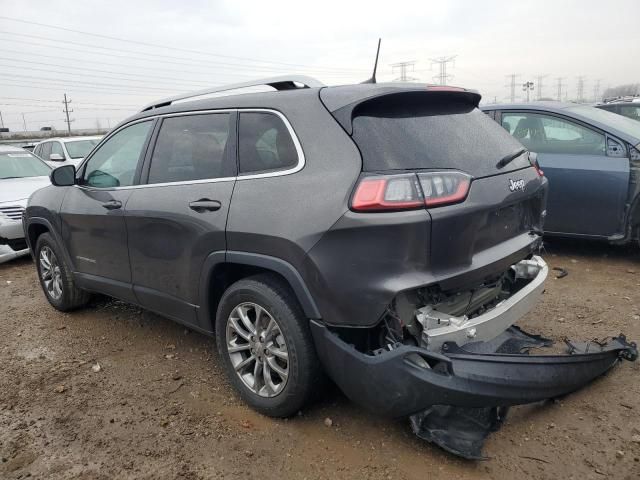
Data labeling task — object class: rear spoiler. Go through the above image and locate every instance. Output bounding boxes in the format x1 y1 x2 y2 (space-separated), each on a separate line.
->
320 84 482 135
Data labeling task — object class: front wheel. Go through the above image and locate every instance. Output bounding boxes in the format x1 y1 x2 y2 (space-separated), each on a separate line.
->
35 233 90 311
215 274 322 417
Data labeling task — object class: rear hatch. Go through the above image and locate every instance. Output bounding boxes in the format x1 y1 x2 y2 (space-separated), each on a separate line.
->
321 86 547 283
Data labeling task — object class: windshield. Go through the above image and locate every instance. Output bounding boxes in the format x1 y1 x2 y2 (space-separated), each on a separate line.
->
568 105 640 141
65 139 100 159
0 152 51 179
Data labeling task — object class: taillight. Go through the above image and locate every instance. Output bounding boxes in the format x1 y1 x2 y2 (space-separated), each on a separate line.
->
418 171 471 207
528 152 544 177
350 171 471 212
351 174 424 211
630 145 640 161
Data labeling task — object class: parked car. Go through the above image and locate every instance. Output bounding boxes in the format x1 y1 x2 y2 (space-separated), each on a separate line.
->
23 77 636 458
33 136 102 167
482 102 640 243
595 97 640 122
0 145 51 263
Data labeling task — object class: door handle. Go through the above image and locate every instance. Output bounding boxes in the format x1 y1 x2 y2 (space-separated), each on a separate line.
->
102 200 122 210
189 199 222 212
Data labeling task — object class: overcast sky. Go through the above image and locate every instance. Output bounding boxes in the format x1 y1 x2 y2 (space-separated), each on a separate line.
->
0 0 638 131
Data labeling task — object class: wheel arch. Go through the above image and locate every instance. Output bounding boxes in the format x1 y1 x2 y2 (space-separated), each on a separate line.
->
197 251 322 333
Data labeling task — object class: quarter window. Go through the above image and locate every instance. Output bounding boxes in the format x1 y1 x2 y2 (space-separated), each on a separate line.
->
40 142 52 160
238 112 298 174
501 112 605 156
83 121 152 188
147 113 232 184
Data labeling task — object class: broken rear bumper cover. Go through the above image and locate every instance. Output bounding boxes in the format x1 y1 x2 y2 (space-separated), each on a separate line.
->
310 322 637 419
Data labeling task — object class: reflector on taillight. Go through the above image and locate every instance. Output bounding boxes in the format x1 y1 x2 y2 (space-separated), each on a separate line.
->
350 171 472 212
417 171 471 207
351 174 424 212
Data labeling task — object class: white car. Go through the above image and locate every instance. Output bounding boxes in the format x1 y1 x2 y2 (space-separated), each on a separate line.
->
0 145 51 263
33 136 102 167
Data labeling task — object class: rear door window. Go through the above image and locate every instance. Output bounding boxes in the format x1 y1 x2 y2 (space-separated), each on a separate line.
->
238 112 298 174
147 113 233 184
501 112 605 155
40 142 52 160
351 96 527 177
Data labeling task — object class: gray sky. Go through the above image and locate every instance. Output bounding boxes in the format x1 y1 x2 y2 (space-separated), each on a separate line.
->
1 0 638 131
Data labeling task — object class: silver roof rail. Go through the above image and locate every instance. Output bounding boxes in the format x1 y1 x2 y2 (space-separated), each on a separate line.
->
140 75 325 112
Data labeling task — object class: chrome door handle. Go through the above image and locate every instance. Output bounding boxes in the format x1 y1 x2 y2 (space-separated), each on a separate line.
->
189 199 221 212
102 200 122 210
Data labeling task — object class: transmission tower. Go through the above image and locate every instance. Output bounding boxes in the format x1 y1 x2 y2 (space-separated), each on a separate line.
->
505 74 520 102
555 77 566 102
391 61 418 82
522 81 535 102
62 93 75 135
576 76 586 103
536 75 548 100
430 55 456 85
593 79 602 102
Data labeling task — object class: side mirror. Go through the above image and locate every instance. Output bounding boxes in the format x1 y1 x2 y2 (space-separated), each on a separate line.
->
49 153 65 162
50 165 76 187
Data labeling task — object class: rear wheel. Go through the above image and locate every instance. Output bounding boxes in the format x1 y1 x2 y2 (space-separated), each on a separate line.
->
35 233 90 311
215 274 321 417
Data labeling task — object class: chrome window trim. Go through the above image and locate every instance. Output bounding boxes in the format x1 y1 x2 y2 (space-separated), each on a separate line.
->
75 108 304 192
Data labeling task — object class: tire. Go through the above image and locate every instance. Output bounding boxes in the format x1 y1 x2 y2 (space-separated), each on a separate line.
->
215 274 322 417
34 232 90 311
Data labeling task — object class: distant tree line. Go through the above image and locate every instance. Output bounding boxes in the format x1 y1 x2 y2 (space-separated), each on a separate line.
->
603 83 640 99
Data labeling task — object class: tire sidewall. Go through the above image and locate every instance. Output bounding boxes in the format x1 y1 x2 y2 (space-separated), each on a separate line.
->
215 282 305 415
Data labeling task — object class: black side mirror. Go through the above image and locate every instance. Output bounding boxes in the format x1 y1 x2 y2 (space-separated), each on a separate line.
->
50 165 76 187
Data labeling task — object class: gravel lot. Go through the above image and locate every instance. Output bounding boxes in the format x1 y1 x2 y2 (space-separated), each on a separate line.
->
1 239 639 480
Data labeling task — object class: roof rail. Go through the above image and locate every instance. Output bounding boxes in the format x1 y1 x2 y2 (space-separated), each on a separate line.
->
140 75 325 112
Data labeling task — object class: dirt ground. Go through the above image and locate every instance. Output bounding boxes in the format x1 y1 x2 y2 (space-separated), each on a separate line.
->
1 239 639 480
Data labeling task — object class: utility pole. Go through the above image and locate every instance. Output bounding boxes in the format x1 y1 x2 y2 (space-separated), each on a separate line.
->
505 74 519 102
0 111 4 129
555 77 565 102
576 76 586 103
522 81 534 102
536 75 548 100
22 113 27 132
593 79 602 102
430 55 456 85
62 93 74 135
391 61 417 82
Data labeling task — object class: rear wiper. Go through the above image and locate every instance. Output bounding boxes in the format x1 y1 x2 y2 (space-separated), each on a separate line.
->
496 148 526 169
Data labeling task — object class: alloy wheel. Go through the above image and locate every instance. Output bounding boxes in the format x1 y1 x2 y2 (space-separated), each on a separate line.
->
225 302 289 397
39 246 63 300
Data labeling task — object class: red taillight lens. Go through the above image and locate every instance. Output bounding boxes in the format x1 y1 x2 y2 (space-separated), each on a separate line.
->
351 174 424 211
418 171 471 207
528 152 544 177
350 171 472 212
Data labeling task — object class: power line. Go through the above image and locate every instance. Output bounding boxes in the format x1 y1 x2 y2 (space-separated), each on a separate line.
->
505 74 520 102
430 56 456 85
0 81 163 97
63 93 74 135
391 61 418 82
0 16 366 72
0 96 139 107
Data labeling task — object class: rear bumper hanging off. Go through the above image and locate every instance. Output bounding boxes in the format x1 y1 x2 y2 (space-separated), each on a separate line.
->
310 320 637 416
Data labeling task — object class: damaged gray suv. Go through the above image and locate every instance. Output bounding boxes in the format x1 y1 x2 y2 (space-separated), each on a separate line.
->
24 76 637 458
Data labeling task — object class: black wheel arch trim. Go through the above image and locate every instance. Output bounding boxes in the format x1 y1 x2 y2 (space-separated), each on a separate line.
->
24 217 73 267
197 250 322 332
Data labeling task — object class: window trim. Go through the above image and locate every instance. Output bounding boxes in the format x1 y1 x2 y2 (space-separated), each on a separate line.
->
75 108 305 191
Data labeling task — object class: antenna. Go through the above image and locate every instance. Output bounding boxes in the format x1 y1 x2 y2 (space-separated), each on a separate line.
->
361 38 381 84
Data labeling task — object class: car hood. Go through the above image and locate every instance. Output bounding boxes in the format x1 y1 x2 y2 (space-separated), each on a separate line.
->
0 176 51 204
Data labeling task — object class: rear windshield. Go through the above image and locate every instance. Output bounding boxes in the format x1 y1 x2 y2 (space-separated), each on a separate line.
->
352 96 528 177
